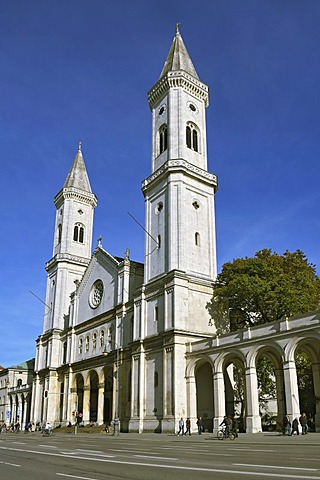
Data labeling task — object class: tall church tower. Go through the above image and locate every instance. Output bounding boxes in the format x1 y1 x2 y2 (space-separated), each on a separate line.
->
43 143 97 333
143 25 217 284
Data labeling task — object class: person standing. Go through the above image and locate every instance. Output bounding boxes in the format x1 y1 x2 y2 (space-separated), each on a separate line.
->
283 415 291 435
299 413 308 435
196 416 203 435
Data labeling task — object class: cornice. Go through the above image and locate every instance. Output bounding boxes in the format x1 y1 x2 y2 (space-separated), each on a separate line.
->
141 159 218 192
46 253 90 271
54 187 97 209
148 70 209 109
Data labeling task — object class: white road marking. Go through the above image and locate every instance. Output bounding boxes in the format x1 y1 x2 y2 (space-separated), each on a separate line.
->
234 464 318 472
57 474 97 480
134 455 178 460
0 461 21 467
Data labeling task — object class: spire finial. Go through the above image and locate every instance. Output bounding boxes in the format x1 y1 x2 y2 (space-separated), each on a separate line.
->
78 141 82 153
97 236 102 247
175 22 181 35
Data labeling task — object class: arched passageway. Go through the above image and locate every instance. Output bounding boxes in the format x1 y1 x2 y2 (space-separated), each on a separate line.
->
195 361 214 432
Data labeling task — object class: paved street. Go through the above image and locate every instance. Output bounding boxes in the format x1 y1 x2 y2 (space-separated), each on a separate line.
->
0 430 319 480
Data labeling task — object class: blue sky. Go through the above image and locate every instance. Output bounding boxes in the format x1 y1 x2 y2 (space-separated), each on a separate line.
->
1 0 320 367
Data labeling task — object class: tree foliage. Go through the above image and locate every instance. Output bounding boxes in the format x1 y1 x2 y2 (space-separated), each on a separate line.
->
207 249 320 334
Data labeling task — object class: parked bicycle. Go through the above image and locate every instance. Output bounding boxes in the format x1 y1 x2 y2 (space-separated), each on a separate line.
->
217 425 235 440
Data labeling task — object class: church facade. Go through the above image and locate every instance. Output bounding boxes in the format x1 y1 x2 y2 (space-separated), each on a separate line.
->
30 27 320 434
30 27 218 433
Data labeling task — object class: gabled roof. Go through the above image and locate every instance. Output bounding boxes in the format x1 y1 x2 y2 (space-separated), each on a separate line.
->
159 24 199 80
63 142 93 193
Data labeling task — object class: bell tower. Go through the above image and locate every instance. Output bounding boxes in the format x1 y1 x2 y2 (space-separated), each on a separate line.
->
142 25 218 285
43 143 97 333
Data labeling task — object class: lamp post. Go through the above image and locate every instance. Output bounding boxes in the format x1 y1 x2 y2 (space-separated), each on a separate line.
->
104 340 120 435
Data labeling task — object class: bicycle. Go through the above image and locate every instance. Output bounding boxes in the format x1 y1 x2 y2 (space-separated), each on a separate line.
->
42 428 54 437
217 426 235 440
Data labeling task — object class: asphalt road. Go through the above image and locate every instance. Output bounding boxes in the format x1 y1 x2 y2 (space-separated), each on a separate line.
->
0 430 319 480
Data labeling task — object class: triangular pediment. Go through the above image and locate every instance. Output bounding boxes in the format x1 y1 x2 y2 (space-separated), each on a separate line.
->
75 246 121 325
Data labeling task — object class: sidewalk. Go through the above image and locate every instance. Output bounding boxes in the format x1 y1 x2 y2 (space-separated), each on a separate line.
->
52 429 320 445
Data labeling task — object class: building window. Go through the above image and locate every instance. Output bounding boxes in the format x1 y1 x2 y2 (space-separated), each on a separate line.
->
63 341 67 363
159 125 167 154
154 371 159 388
92 333 97 349
58 224 62 244
89 280 104 308
100 330 105 348
195 232 200 246
154 305 159 322
186 124 199 152
73 223 84 243
85 336 89 352
79 338 83 354
156 202 163 214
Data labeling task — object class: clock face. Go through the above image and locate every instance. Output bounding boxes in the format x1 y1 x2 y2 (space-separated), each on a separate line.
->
158 104 166 115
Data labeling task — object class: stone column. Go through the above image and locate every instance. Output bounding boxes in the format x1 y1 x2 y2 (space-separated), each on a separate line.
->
245 365 261 433
213 370 225 431
83 386 90 424
30 374 41 424
97 383 104 425
283 360 300 422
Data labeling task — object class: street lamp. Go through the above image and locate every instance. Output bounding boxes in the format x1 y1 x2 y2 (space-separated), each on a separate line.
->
104 339 120 435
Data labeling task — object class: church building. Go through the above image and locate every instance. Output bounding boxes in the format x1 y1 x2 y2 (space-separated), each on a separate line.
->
30 26 218 433
30 26 320 434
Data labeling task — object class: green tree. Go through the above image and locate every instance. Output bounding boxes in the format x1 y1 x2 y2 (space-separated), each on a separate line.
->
207 249 320 334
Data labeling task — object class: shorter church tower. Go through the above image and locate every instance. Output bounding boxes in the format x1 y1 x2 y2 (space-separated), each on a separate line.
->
42 143 97 334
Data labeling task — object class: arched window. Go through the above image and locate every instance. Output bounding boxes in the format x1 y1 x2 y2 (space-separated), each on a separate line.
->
85 336 89 352
58 224 62 244
159 125 168 154
186 123 199 152
154 371 159 388
154 305 159 322
186 126 192 148
195 232 200 246
79 338 83 354
157 235 161 248
73 223 85 243
92 333 97 349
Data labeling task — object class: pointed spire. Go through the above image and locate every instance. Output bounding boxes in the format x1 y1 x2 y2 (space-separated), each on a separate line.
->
63 142 93 193
159 24 199 80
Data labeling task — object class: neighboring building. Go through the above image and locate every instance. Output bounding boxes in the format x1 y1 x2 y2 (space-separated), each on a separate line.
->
0 359 34 427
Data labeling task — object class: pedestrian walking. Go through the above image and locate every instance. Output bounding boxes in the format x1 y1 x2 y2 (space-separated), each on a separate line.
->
185 418 191 435
291 417 299 435
177 417 185 436
299 413 308 435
